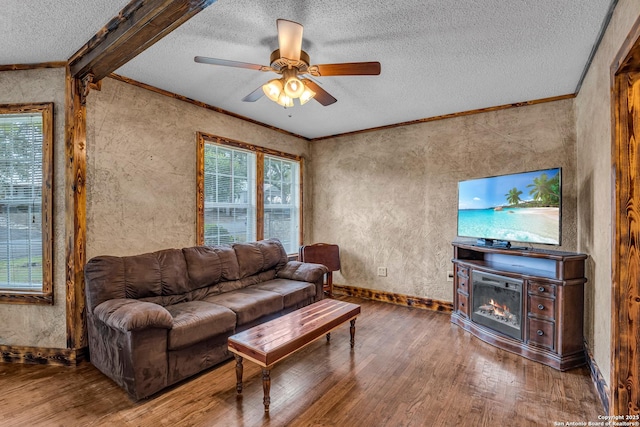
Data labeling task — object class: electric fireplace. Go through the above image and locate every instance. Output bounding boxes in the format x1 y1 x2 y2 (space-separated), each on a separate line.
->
471 270 523 340
451 243 588 370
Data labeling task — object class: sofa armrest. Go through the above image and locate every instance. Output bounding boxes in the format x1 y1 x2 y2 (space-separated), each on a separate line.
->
93 299 173 333
277 261 328 283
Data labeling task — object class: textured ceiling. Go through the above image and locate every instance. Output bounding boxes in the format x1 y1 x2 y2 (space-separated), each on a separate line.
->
0 0 132 63
2 0 614 139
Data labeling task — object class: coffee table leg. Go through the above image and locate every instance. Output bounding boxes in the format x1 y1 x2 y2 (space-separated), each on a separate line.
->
234 354 243 394
350 318 357 348
262 368 271 412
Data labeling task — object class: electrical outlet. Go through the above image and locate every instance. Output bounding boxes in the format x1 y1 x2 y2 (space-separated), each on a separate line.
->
447 271 454 282
377 267 387 277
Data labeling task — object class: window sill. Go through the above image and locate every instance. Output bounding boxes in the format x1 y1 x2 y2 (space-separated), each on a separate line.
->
0 291 53 305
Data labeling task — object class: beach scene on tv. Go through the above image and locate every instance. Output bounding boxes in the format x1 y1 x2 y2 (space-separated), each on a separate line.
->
457 168 561 245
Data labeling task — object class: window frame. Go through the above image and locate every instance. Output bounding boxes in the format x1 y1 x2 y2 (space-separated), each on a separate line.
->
196 132 303 253
0 103 54 305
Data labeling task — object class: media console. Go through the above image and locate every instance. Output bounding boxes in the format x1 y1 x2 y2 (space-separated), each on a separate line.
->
451 242 588 371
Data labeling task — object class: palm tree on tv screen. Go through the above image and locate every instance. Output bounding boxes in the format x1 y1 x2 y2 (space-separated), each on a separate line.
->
505 187 523 206
527 173 560 206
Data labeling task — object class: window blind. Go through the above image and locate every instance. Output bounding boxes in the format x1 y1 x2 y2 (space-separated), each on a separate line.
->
264 155 300 253
203 144 257 245
0 113 44 291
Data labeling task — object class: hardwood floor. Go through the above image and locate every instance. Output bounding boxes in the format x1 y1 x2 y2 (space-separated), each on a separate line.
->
0 296 602 426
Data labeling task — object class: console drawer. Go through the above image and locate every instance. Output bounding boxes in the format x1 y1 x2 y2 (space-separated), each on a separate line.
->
528 295 556 320
527 281 556 297
528 318 555 350
457 291 469 317
456 266 470 293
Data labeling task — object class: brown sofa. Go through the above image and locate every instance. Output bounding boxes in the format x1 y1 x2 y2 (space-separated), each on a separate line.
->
84 238 327 400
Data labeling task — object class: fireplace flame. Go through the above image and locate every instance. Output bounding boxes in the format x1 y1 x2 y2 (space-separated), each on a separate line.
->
489 299 510 317
477 299 515 321
477 298 519 328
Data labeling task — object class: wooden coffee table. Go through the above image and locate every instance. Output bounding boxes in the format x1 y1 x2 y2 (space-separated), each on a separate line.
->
227 298 361 412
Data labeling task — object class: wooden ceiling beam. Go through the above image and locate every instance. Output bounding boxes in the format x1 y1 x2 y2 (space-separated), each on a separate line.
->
68 0 216 81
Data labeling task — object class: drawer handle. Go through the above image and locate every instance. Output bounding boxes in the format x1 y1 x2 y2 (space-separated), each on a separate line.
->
537 304 545 310
538 286 545 292
537 330 544 336
460 302 465 307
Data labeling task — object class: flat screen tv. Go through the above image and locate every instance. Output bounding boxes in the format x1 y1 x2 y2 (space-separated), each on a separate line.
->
457 168 561 246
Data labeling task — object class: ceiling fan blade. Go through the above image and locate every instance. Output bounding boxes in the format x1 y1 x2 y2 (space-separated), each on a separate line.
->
277 19 303 61
313 62 381 76
242 85 265 102
303 80 337 106
194 56 267 71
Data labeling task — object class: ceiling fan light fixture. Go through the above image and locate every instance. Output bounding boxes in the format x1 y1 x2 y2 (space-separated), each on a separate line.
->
299 85 316 105
277 93 294 108
262 79 284 102
283 76 305 98
195 18 380 109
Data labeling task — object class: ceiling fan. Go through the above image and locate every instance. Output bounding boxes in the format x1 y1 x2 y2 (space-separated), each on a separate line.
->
194 19 381 107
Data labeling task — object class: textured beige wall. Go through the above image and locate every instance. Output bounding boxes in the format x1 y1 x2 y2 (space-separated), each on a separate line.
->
575 0 640 388
0 17 612 361
310 99 577 302
0 68 67 348
85 78 310 260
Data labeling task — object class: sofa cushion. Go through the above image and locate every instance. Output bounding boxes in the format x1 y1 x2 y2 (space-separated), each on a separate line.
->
84 249 191 311
85 256 127 312
157 249 191 295
254 279 316 308
183 246 240 290
165 301 236 350
122 253 163 299
233 238 287 279
255 238 288 271
122 250 192 299
232 243 264 279
203 288 284 325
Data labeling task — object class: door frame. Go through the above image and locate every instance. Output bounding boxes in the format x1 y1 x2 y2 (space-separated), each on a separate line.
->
610 15 640 417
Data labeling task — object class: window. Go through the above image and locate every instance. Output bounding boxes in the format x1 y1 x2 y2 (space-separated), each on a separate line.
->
0 103 53 304
197 133 302 254
202 143 256 245
263 155 300 251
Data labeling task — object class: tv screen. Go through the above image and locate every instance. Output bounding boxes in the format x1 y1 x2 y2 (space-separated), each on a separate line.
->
457 168 561 246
